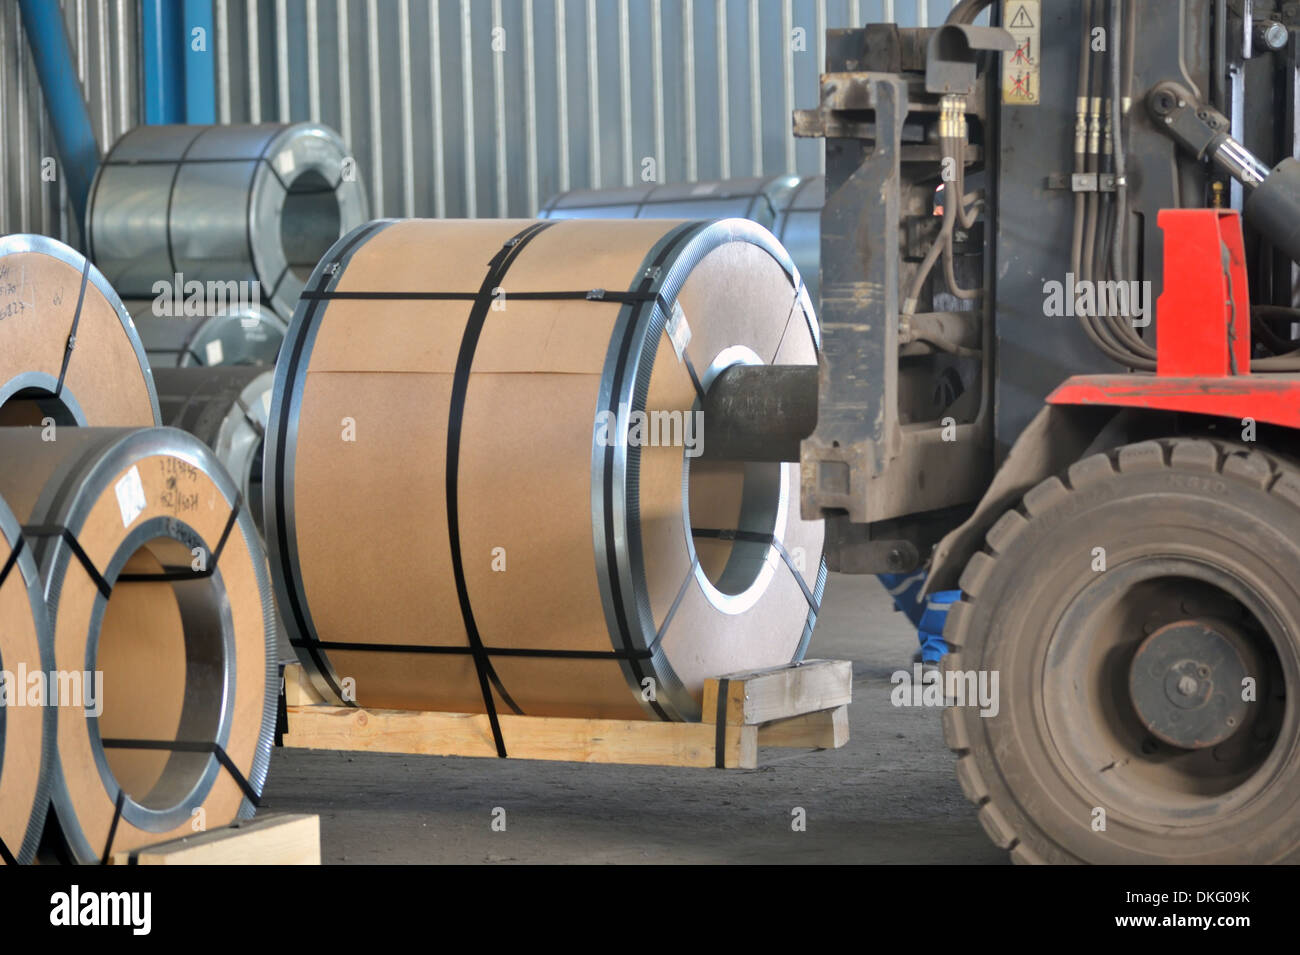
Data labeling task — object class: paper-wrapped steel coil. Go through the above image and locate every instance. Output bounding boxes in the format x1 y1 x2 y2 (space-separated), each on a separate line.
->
123 299 287 368
153 366 273 537
0 493 54 865
540 174 824 304
267 217 825 723
0 427 277 864
0 234 160 428
86 123 368 321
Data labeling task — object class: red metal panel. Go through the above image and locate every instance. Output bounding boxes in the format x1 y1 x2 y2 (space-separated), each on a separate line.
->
1155 209 1251 376
1048 374 1300 428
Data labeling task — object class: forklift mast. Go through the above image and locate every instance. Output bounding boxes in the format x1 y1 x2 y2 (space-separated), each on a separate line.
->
795 0 1299 577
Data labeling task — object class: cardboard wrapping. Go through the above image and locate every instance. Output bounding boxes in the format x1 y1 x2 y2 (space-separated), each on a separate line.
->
0 493 54 865
0 428 277 863
267 217 824 722
0 235 160 429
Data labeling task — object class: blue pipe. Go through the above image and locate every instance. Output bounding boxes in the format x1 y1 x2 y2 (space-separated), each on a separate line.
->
17 0 100 234
183 0 216 123
141 0 184 124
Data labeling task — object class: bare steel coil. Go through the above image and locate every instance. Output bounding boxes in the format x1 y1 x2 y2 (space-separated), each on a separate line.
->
266 217 825 726
0 234 159 428
86 123 368 321
540 174 825 304
0 427 277 864
152 366 274 537
123 299 287 369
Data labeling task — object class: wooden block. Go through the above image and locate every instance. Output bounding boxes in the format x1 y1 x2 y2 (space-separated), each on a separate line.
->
701 659 852 726
283 705 726 768
757 704 849 750
283 663 327 706
111 813 320 865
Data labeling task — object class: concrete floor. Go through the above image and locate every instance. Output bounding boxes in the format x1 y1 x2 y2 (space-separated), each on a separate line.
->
263 573 1008 864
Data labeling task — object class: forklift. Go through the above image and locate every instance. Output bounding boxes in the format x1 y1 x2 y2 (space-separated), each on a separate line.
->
701 0 1300 862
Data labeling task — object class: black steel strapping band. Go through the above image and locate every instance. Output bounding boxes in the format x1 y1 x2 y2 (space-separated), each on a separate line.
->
54 255 92 398
145 346 208 366
0 535 25 589
288 639 655 660
21 524 111 599
24 496 239 594
446 224 555 756
692 527 820 613
714 677 731 769
651 555 699 652
773 539 819 613
272 222 384 705
100 738 261 806
268 263 290 303
234 395 267 437
116 493 242 584
297 288 662 303
601 225 701 722
163 128 207 279
0 835 17 866
275 666 289 747
100 788 127 865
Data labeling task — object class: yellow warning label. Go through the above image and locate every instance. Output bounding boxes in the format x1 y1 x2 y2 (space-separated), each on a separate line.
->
1002 0 1041 105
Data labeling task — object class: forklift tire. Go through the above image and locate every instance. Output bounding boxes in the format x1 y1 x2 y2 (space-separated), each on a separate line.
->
942 438 1300 863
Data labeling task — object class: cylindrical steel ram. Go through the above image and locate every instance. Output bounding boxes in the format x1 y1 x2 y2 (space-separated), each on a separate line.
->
86 123 368 321
266 217 825 723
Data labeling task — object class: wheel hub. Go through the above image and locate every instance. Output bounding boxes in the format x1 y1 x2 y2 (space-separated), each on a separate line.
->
1129 618 1251 750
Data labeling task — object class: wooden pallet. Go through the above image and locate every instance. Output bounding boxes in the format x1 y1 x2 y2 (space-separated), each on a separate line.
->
280 659 851 769
109 813 320 865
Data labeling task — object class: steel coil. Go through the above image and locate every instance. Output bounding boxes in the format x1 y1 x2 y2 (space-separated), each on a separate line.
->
540 174 825 304
267 217 825 723
86 123 368 321
153 366 273 537
0 234 159 428
0 427 277 864
123 299 287 368
0 493 54 866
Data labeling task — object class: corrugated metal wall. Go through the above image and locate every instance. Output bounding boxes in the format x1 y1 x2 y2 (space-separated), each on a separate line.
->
216 0 964 219
1 0 964 239
0 0 139 244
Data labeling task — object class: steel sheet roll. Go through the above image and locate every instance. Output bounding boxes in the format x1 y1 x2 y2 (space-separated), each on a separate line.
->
0 235 160 428
539 174 800 227
0 493 54 865
153 366 273 537
87 123 368 321
123 299 288 368
771 175 824 306
267 217 825 722
0 427 277 864
540 174 824 304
